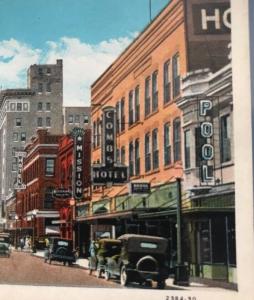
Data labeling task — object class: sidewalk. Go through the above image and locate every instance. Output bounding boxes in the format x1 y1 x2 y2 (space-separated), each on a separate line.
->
31 250 236 291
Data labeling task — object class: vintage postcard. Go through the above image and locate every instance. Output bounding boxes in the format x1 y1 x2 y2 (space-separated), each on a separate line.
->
0 0 253 299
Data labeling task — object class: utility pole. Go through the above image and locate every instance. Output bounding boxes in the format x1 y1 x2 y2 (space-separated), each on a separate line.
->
149 0 152 23
173 177 189 286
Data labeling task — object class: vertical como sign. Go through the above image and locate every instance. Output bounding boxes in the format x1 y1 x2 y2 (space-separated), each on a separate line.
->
71 127 85 200
102 106 116 168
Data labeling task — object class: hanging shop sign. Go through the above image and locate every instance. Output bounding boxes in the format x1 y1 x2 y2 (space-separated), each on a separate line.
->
52 189 72 199
92 106 128 186
92 165 128 185
14 151 27 190
130 182 151 194
70 127 85 200
199 99 214 183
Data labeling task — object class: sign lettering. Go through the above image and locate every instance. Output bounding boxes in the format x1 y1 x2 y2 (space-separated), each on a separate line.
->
199 99 214 183
14 151 26 190
92 106 128 186
71 127 85 200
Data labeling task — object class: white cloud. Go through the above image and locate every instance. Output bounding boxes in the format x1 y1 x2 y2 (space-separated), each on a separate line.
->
0 39 41 88
0 34 138 106
44 35 136 106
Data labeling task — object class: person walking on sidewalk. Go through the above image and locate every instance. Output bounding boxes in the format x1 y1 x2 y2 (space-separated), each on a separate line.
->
20 237 24 251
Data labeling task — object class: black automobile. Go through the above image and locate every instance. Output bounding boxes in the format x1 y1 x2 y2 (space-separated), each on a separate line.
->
104 234 170 289
88 238 122 278
35 237 47 250
0 234 11 257
44 238 76 266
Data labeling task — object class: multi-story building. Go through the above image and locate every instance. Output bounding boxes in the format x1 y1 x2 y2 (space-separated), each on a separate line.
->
15 129 62 238
80 0 232 282
0 59 63 211
177 63 236 284
57 129 91 256
85 0 231 239
63 106 91 134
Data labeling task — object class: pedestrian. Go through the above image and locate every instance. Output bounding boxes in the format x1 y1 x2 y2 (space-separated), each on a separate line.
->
89 240 97 257
45 237 49 248
20 237 24 251
27 236 31 249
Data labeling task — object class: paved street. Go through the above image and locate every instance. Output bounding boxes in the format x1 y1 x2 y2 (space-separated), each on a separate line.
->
0 250 236 292
0 250 118 288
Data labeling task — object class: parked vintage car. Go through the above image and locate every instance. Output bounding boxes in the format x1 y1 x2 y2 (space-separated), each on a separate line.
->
0 233 11 257
44 238 76 266
34 236 47 250
104 234 170 289
88 238 122 278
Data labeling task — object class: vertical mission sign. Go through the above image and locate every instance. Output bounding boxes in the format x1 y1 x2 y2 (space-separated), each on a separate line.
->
71 127 85 200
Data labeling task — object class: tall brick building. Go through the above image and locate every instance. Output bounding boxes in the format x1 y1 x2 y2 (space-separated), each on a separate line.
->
0 60 63 213
16 129 62 238
78 0 232 281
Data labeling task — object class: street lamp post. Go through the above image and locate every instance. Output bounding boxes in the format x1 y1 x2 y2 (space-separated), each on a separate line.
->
15 215 19 249
69 198 76 251
173 178 189 286
32 209 37 253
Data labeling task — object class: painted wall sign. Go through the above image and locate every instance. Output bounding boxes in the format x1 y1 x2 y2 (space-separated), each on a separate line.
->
199 99 214 183
130 182 151 194
14 151 26 190
192 3 231 35
185 0 231 72
92 106 128 186
70 127 85 200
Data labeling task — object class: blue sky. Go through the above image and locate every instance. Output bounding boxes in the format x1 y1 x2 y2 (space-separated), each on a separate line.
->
0 0 170 105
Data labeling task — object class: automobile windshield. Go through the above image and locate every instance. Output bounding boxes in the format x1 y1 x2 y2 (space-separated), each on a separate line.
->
57 241 69 247
140 242 158 249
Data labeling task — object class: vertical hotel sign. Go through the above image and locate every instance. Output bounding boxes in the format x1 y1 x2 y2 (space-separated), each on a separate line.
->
102 106 116 167
14 151 27 190
71 127 85 200
92 106 128 185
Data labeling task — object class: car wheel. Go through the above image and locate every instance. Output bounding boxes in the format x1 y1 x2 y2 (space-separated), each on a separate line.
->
96 268 102 278
157 280 166 289
104 270 110 281
145 280 152 287
120 266 129 286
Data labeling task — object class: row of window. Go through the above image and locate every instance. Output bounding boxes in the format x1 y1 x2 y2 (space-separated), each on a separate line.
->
14 117 51 128
38 67 51 75
22 158 55 182
37 102 51 111
13 132 26 142
38 82 51 93
113 114 231 177
112 53 181 138
68 114 89 124
7 102 29 112
37 117 51 127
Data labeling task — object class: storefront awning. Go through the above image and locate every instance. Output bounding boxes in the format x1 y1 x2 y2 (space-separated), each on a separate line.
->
45 226 60 234
26 210 60 219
